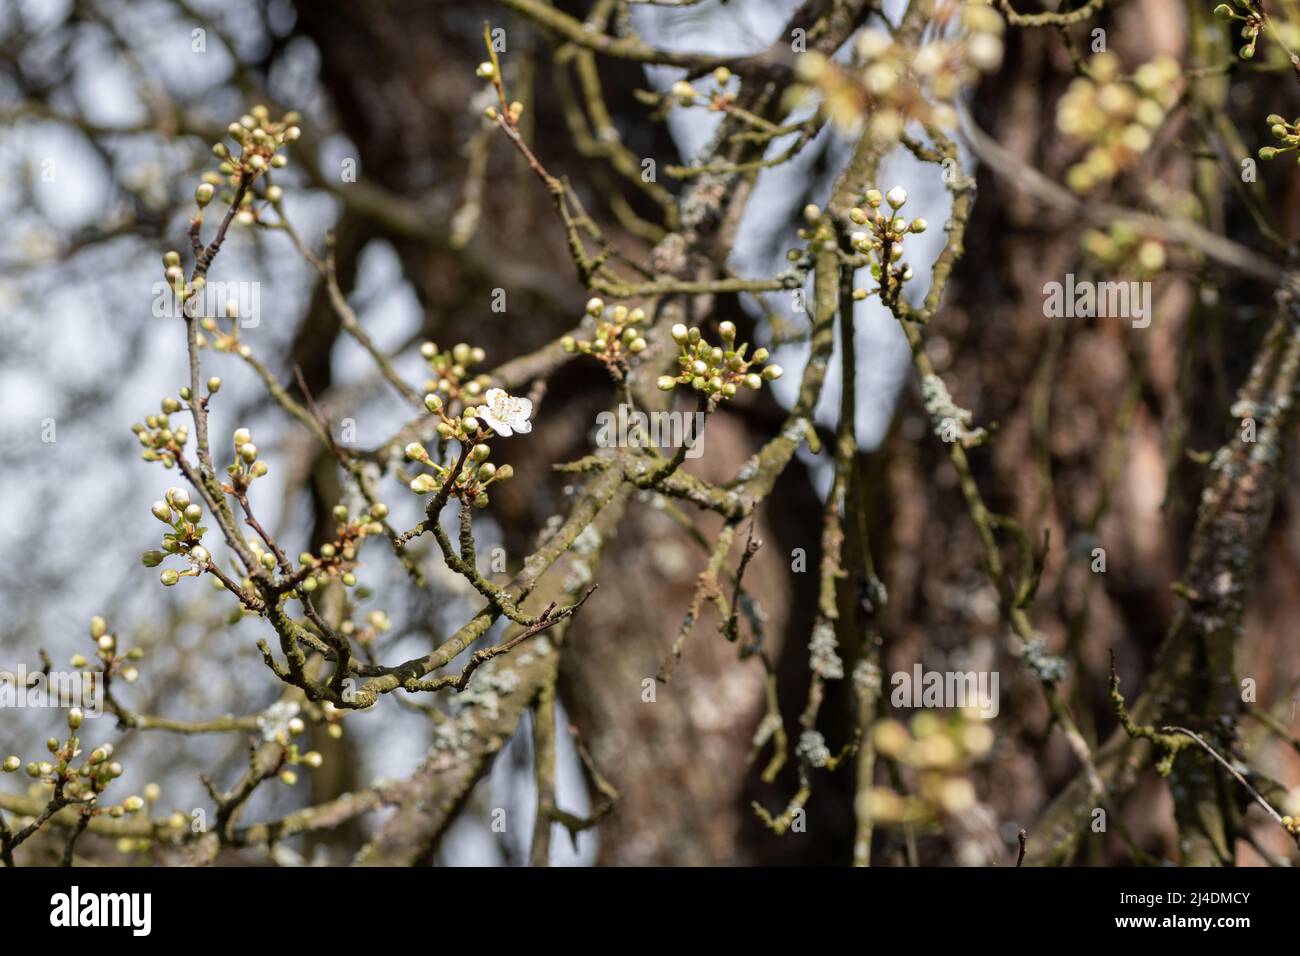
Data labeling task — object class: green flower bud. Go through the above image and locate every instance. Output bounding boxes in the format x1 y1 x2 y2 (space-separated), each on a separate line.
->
405 442 429 462
630 337 647 353
195 183 215 207
233 427 252 447
238 443 258 463
461 416 479 433
208 376 222 393
26 762 41 777
585 297 604 317
1260 146 1278 160
671 324 689 344
68 708 84 729
495 464 514 481
70 654 87 668
561 336 577 353
151 501 173 523
410 474 438 495
160 569 180 586
2 756 19 773
260 552 277 570
370 501 389 519
472 443 490 462
752 347 770 363
342 572 357 587
320 543 336 559
762 365 784 381
90 616 107 639
332 504 350 522
300 577 318 594
183 503 202 523
744 373 762 390
251 461 269 477
479 462 497 480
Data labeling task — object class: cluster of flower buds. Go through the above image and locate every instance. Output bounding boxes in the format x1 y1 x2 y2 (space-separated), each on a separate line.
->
207 105 299 205
421 341 491 410
840 188 924 303
282 745 324 785
668 66 737 110
225 427 269 488
285 502 387 595
1056 53 1180 194
405 431 514 508
1213 1 1264 61
68 616 144 689
1258 113 1300 162
83 614 143 674
1081 223 1167 276
160 248 202 313
145 487 209 587
19 702 141 811
657 321 782 398
859 711 993 825
338 609 392 646
131 395 193 468
476 59 524 123
195 300 252 357
793 4 1004 141
561 297 648 379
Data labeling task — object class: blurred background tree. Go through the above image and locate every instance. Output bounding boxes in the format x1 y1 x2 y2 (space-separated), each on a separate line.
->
1 0 1298 866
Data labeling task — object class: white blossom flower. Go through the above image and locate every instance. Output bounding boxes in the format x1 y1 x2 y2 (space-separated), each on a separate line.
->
257 701 301 741
477 387 533 437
